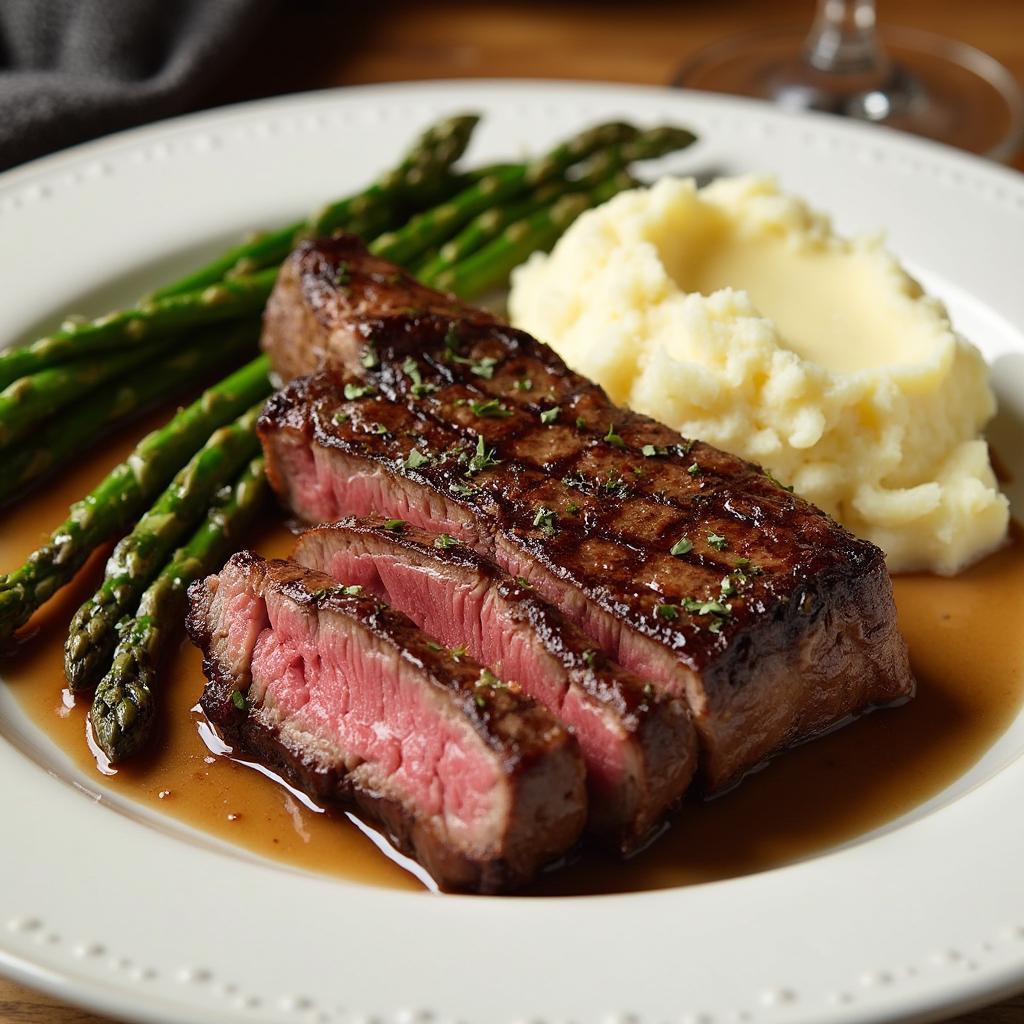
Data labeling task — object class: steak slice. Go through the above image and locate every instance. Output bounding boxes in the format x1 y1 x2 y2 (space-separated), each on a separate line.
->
187 551 586 893
258 236 916 793
292 518 696 850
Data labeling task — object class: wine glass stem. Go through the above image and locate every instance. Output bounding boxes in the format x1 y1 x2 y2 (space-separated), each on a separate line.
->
805 0 888 75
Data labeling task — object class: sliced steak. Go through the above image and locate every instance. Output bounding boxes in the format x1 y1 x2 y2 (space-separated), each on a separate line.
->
187 550 586 893
258 236 916 793
292 518 696 850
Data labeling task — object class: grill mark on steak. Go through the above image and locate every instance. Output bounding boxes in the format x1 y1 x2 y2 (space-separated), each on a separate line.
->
258 235 916 793
187 550 586 893
292 518 696 850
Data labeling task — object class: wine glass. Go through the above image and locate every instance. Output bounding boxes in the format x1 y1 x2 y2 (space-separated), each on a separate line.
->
673 0 1024 162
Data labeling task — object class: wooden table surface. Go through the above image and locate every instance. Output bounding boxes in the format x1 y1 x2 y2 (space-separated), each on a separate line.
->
2 1 1023 1021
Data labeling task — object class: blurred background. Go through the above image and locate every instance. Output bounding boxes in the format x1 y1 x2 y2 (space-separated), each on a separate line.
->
2 0 1023 172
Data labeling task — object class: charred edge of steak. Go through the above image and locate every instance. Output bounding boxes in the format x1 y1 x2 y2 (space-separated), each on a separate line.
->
262 236 498 383
292 518 698 849
186 551 587 893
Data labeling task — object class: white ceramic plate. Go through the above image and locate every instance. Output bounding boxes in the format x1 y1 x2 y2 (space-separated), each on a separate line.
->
1 80 1023 1024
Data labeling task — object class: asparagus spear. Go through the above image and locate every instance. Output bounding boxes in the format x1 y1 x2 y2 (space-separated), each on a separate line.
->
64 402 265 692
151 114 481 299
0 349 271 644
413 182 569 283
369 121 640 267
0 323 259 504
90 457 269 762
0 339 179 449
416 125 697 283
431 171 636 299
0 269 277 393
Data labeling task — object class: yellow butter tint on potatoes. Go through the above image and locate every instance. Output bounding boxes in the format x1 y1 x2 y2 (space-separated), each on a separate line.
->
509 176 1008 575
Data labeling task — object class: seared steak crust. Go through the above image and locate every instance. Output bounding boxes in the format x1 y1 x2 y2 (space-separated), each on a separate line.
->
293 518 697 849
187 551 586 892
258 236 915 792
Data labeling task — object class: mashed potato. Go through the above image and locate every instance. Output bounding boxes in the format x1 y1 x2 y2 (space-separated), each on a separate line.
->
509 175 1008 575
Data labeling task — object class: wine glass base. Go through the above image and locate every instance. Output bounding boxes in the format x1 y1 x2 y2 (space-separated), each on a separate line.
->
674 25 1024 162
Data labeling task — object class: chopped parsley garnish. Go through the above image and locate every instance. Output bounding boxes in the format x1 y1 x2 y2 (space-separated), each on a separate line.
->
467 433 500 475
682 597 730 616
687 462 701 476
734 557 764 579
469 398 512 418
426 641 444 652
404 449 430 470
642 444 667 458
515 576 530 588
451 481 478 498
679 595 734 633
539 407 560 425
515 377 533 392
582 649 596 668
601 471 628 496
670 536 693 557
576 416 587 430
434 533 457 550
707 532 728 551
382 519 405 532
477 668 501 688
656 603 679 621
343 382 375 400
334 262 351 288
565 500 580 515
604 424 625 448
402 356 437 398
562 471 588 491
313 585 366 598
230 690 248 711
532 507 558 536
452 353 499 379
367 422 390 435
360 343 379 369
332 411 349 425
720 575 737 598
471 356 498 379
449 644 468 662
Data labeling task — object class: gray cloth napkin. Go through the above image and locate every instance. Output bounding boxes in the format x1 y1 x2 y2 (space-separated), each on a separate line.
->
0 0 276 171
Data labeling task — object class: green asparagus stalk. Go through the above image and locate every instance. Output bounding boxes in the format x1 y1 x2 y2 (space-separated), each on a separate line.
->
431 171 637 299
0 348 271 644
151 114 481 299
0 323 260 505
369 121 640 267
64 402 265 692
0 270 277 393
413 182 568 283
415 124 698 283
0 339 179 449
90 457 270 762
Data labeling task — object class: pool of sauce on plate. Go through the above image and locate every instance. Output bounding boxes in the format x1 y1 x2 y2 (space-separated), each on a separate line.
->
2 421 1022 897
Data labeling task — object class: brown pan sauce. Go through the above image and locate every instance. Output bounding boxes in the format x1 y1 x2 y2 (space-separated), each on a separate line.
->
2 418 1022 897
